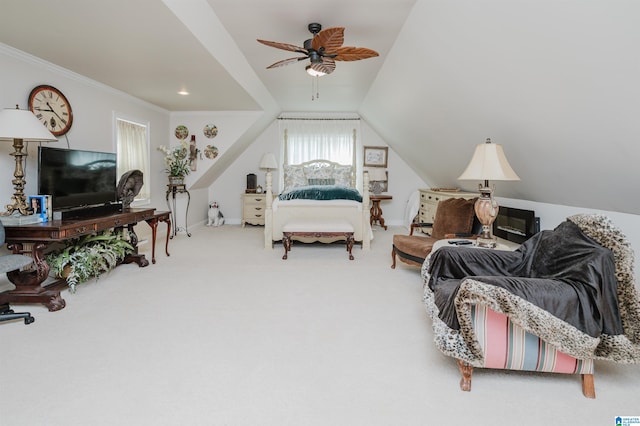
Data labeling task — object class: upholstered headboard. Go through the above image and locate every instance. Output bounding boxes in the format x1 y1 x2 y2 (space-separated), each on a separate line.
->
282 160 355 192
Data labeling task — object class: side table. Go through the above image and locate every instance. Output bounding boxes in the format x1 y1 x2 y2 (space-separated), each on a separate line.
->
370 194 392 230
242 193 268 227
432 238 518 253
166 184 191 238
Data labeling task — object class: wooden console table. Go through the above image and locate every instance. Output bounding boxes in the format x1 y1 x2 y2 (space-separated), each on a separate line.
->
0 208 157 311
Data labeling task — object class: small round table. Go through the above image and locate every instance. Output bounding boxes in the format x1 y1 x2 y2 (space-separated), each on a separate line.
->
369 194 392 230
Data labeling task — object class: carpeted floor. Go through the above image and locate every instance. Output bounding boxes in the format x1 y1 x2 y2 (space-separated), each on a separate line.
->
1 224 639 425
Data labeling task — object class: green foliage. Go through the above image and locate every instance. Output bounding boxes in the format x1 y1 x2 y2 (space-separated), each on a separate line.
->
45 230 134 293
158 142 191 177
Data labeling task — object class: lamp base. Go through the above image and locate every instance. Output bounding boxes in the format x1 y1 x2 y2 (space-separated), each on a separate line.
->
473 185 499 249
475 234 497 249
371 181 384 195
2 137 31 216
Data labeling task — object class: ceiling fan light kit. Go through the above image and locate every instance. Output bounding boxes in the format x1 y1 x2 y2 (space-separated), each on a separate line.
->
305 65 326 77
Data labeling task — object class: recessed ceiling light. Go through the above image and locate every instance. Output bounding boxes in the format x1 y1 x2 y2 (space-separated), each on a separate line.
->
178 90 189 96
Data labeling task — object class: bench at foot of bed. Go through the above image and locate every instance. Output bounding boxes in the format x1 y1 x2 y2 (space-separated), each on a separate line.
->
282 220 355 260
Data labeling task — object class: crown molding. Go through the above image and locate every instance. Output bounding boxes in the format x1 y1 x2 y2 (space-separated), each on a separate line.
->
0 42 168 114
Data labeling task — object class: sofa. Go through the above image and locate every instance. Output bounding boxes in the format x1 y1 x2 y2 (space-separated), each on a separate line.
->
422 214 640 397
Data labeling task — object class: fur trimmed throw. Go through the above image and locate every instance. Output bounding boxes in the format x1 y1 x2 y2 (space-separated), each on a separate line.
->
422 214 640 366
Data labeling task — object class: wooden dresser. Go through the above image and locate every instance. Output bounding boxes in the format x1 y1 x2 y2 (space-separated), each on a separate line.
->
242 193 268 226
419 189 477 225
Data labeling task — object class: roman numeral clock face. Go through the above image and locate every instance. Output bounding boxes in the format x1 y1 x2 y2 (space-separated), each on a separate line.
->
28 85 73 136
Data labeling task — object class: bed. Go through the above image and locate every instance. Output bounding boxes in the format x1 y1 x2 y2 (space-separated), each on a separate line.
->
263 159 371 250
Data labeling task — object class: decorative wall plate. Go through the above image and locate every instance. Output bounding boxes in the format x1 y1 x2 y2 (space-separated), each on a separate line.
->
203 124 218 138
204 145 219 159
175 125 189 140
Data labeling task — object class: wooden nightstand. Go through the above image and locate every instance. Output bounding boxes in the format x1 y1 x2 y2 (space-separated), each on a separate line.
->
242 193 268 226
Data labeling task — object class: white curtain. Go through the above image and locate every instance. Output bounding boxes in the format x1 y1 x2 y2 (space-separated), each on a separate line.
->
116 119 150 201
279 119 359 166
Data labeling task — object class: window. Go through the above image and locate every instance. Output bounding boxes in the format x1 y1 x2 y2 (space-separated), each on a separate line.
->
115 116 150 204
279 118 359 166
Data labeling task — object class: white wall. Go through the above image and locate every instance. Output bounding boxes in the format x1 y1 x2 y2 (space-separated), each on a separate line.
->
360 121 426 228
361 0 640 213
0 44 171 226
167 111 263 229
208 121 279 224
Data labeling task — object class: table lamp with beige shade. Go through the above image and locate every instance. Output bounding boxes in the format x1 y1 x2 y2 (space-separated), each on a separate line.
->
458 138 520 248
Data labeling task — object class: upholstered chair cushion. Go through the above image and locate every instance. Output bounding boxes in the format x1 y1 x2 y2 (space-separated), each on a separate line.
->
430 198 477 240
392 234 436 267
391 197 478 269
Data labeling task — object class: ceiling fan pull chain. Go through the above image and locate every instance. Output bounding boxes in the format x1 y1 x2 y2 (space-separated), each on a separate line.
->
311 75 320 101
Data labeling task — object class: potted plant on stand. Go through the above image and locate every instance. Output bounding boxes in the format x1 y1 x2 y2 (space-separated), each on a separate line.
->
158 142 190 185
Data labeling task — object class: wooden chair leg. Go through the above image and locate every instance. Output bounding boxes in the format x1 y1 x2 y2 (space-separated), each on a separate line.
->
455 360 593 397
282 235 290 260
346 233 355 260
581 373 596 398
457 359 473 392
391 247 397 269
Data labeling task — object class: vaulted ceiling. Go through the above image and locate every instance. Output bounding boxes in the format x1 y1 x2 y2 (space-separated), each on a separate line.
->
1 0 639 214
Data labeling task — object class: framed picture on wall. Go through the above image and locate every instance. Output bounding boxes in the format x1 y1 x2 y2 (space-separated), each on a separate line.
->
363 146 388 167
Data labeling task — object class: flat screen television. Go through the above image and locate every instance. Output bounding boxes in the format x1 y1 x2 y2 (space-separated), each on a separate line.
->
38 146 118 212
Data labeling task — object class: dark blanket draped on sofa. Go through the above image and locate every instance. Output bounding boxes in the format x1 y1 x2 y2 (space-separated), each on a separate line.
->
428 220 623 338
423 214 640 364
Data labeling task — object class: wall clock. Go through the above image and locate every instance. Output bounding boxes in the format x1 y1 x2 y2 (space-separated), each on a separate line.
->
28 85 73 136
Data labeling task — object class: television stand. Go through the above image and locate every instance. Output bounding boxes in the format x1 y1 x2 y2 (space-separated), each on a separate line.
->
1 208 157 311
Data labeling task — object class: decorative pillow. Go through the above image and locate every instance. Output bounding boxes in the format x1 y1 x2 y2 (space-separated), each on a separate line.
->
307 178 335 186
333 165 353 187
303 165 334 181
431 198 477 240
282 165 306 192
279 185 363 202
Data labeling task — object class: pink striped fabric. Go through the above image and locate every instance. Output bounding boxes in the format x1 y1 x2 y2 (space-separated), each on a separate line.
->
471 304 593 374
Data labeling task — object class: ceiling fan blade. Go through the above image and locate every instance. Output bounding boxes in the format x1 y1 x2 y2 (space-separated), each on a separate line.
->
311 58 336 75
333 46 379 61
257 39 307 54
312 27 345 53
266 57 308 69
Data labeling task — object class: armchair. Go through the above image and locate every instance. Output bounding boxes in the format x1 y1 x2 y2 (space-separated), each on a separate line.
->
423 214 640 398
0 221 35 324
391 197 478 269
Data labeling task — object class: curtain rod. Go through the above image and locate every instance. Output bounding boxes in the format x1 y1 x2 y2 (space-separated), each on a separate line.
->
278 117 360 121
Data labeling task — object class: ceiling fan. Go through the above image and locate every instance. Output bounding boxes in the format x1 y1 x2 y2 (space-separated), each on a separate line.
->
257 23 379 76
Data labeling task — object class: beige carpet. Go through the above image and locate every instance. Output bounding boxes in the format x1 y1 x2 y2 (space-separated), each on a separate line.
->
1 224 639 426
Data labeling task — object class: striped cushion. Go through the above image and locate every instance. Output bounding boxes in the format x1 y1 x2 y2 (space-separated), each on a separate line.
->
471 304 594 374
